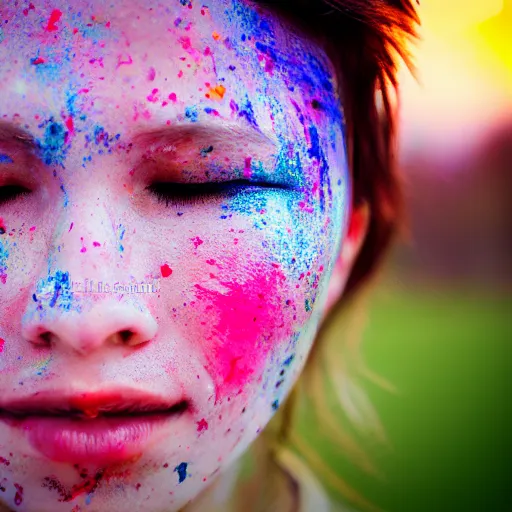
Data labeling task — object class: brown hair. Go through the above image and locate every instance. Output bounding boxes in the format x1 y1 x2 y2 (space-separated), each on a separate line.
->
248 3 420 510
254 0 420 302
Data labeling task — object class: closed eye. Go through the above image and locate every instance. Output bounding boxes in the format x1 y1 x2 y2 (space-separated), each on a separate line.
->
0 184 31 206
146 180 290 207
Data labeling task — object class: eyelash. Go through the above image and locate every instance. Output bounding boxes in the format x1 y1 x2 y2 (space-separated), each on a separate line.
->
146 180 287 207
0 180 290 208
0 184 31 206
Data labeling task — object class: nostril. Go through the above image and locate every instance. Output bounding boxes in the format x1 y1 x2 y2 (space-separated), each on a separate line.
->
22 303 158 353
39 331 53 347
119 330 135 345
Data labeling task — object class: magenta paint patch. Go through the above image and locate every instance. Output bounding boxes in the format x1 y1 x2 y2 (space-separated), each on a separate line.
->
14 483 24 505
196 419 208 433
191 237 203 249
161 264 173 278
0 338 4 353
46 9 63 32
194 267 288 395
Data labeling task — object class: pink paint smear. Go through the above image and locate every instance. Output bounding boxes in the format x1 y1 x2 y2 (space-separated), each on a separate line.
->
194 268 287 396
46 9 62 32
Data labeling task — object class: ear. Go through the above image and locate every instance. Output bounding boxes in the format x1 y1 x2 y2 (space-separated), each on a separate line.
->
323 202 370 317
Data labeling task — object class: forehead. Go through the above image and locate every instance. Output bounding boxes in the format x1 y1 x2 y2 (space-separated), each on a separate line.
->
0 0 346 195
0 0 339 116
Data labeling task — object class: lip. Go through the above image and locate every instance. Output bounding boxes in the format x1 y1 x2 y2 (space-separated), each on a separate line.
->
0 389 189 464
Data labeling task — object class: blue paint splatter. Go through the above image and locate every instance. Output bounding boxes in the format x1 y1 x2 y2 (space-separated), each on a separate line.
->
117 225 126 253
37 120 68 167
227 0 342 125
66 90 78 116
185 106 198 123
0 240 9 282
255 42 277 62
200 145 214 157
174 462 188 483
272 400 279 411
36 270 73 310
60 184 69 207
307 125 330 210
31 46 75 84
228 0 268 38
283 354 295 366
227 189 268 218
204 107 219 116
49 271 71 308
265 141 304 188
237 95 258 128
0 154 13 164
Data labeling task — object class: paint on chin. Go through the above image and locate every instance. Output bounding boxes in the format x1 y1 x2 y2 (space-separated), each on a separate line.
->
194 265 290 398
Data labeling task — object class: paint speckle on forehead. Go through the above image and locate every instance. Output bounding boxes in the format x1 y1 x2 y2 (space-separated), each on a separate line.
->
46 9 63 32
191 237 204 249
37 120 69 167
185 106 199 122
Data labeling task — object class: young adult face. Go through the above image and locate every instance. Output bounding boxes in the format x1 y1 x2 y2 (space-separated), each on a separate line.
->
0 1 359 510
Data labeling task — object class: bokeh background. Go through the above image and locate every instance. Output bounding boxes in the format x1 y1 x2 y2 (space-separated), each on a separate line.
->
293 2 512 511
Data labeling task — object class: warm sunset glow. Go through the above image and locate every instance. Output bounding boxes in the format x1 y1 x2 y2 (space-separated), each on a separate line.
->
399 0 512 162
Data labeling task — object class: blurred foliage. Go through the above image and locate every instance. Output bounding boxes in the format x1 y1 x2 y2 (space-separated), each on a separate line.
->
296 283 512 512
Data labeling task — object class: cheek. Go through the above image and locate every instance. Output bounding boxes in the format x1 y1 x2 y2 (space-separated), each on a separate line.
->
193 263 293 398
164 208 333 400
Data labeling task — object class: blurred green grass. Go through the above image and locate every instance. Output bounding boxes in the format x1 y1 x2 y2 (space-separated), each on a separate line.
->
298 283 512 512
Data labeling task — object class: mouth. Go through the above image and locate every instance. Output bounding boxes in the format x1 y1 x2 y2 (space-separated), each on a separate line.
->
0 390 190 464
0 395 189 419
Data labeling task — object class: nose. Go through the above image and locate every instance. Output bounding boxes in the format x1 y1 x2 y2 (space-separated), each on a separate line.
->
22 299 158 355
21 189 158 355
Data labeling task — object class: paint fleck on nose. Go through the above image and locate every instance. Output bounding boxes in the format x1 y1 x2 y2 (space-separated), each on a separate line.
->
174 462 188 484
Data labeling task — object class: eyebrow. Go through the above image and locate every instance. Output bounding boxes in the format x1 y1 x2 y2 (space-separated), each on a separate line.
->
133 122 278 155
0 119 278 155
0 120 36 148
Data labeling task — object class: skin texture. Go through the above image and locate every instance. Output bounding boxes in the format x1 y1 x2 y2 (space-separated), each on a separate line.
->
0 0 354 510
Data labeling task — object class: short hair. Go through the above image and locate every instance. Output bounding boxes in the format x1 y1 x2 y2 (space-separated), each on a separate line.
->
254 0 420 301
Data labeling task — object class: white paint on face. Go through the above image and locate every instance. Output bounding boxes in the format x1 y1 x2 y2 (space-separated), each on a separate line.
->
0 1 350 510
